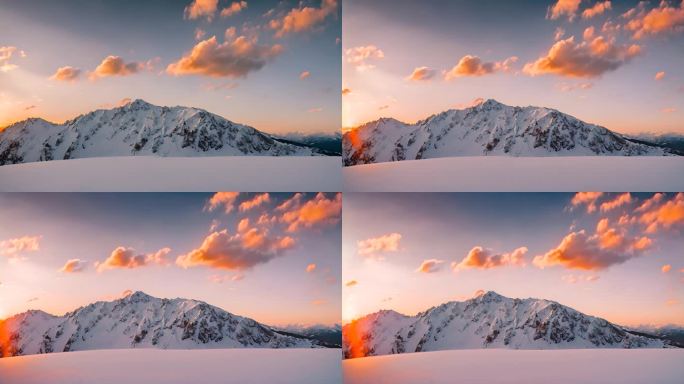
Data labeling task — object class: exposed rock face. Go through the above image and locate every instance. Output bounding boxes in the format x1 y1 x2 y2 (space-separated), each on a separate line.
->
0 291 319 357
343 291 665 359
343 99 672 166
0 99 325 166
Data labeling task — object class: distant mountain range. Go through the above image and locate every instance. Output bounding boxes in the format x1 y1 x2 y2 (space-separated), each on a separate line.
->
343 291 677 359
0 291 340 357
343 99 681 166
0 99 340 166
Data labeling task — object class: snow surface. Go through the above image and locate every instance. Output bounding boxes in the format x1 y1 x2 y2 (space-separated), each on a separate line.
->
0 156 342 191
343 349 684 384
0 348 342 384
343 156 684 192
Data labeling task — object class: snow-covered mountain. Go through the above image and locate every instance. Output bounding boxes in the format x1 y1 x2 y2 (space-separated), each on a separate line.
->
0 291 327 357
343 99 675 166
0 99 328 166
342 291 667 359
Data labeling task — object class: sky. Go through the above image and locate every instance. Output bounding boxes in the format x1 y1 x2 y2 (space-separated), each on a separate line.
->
343 0 684 134
0 192 342 327
0 0 340 134
343 192 684 327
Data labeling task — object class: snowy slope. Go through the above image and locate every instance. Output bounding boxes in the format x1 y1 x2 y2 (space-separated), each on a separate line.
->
342 99 673 166
0 291 323 357
0 99 325 165
342 291 665 358
343 349 684 384
0 348 342 384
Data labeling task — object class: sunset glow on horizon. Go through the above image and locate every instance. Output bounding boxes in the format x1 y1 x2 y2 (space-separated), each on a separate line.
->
0 192 342 327
0 0 340 134
343 193 684 327
343 0 684 134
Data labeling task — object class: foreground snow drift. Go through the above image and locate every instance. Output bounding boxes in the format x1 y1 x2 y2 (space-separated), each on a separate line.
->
0 156 342 191
343 349 683 384
0 348 342 384
343 156 684 192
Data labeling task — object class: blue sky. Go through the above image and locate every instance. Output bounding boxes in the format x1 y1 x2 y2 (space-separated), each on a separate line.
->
343 0 684 134
0 0 341 134
343 192 684 326
0 192 342 326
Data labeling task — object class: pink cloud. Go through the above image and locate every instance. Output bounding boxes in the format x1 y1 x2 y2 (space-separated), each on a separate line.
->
97 246 171 272
345 45 384 71
655 71 666 80
206 192 240 213
299 70 311 80
523 36 641 78
184 0 218 21
239 193 270 212
406 66 436 82
279 193 341 232
452 246 527 270
306 263 317 273
0 235 41 258
415 259 445 273
357 233 401 258
269 0 338 38
547 0 582 21
582 1 612 19
167 36 283 78
59 259 87 273
176 219 295 270
50 66 81 82
444 55 518 80
220 1 247 18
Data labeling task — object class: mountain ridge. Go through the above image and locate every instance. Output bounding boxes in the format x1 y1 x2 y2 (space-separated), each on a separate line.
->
0 99 334 165
0 291 335 358
343 99 677 166
342 291 670 359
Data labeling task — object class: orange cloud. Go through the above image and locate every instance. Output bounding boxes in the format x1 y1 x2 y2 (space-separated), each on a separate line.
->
220 1 247 18
279 192 342 232
300 70 311 80
167 36 283 78
583 26 596 41
269 0 338 38
639 192 684 233
311 299 327 306
562 274 600 284
452 246 527 270
0 235 41 258
357 233 401 258
206 192 240 213
444 55 518 80
345 45 384 71
625 1 684 39
176 222 295 270
655 71 666 80
600 192 632 212
342 88 351 95
547 0 581 21
59 259 86 273
91 56 146 79
0 46 24 72
416 259 445 273
582 1 612 19
555 27 566 41
306 263 317 273
239 193 270 212
345 279 358 287
184 0 218 21
662 264 672 273
533 221 651 270
523 36 641 78
97 246 171 272
405 66 436 82
661 107 677 113
50 66 81 82
570 192 604 213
